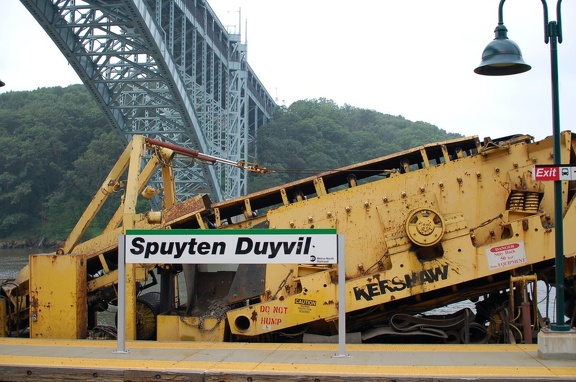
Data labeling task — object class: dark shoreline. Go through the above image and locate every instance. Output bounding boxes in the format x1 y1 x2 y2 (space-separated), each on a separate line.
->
0 238 61 250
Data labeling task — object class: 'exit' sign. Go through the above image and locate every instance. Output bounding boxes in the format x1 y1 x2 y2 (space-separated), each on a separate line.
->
533 165 576 181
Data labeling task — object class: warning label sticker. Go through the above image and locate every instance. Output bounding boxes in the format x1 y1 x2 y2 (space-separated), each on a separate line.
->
485 242 527 270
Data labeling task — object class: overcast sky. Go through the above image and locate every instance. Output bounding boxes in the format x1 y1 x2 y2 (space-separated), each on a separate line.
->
2 1 575 141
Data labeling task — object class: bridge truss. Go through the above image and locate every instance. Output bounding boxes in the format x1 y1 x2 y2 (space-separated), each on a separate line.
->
21 0 275 202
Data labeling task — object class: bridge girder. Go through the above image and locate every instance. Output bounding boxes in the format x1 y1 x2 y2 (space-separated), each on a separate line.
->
20 0 275 202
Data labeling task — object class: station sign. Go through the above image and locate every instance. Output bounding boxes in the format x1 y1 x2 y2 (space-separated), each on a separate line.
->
533 165 576 181
124 228 337 264
116 230 347 355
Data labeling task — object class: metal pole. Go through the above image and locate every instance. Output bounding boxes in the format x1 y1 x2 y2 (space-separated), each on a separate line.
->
333 234 350 358
113 235 130 353
548 18 570 331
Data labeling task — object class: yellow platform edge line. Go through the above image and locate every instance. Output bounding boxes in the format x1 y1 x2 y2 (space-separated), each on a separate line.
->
1 355 575 379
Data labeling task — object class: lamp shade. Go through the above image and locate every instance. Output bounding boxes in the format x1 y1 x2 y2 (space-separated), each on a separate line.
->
474 25 531 76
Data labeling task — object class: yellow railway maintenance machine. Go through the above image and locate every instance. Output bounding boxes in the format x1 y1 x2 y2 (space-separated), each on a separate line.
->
1 133 576 345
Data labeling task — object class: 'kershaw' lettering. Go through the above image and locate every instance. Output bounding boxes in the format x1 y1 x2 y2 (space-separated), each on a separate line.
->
130 237 226 259
353 265 449 301
235 236 311 259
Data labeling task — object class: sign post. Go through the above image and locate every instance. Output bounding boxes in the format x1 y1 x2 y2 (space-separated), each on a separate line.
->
115 229 347 355
113 235 129 354
333 234 350 358
533 164 574 331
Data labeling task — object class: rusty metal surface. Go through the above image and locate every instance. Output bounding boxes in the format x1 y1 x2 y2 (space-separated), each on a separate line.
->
29 255 87 339
211 135 482 222
163 194 212 226
225 264 266 304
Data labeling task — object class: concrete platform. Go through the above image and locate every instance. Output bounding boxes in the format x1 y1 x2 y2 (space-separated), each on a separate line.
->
1 338 575 382
538 328 576 360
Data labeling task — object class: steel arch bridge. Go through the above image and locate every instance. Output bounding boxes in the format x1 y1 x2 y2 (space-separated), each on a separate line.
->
21 0 276 203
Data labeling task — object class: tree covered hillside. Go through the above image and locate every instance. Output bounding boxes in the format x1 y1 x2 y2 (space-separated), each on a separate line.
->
0 87 460 243
0 85 123 243
249 99 460 191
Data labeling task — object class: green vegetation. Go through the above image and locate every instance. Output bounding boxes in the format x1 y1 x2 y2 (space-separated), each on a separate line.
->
0 87 460 244
249 98 460 191
0 85 123 243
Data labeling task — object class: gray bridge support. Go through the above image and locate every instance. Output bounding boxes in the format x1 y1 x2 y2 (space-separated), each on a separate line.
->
21 0 275 202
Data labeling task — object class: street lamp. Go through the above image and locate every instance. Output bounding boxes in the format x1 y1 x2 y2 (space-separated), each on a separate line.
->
475 0 570 332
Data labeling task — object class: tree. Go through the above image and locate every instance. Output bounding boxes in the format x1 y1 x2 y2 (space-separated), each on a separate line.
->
249 99 461 191
0 85 114 240
43 131 124 240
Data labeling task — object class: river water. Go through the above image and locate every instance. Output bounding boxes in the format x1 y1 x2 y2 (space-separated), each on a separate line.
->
0 248 47 279
0 249 564 326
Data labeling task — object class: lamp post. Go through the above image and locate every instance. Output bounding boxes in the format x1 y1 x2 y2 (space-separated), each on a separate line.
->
475 0 570 332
